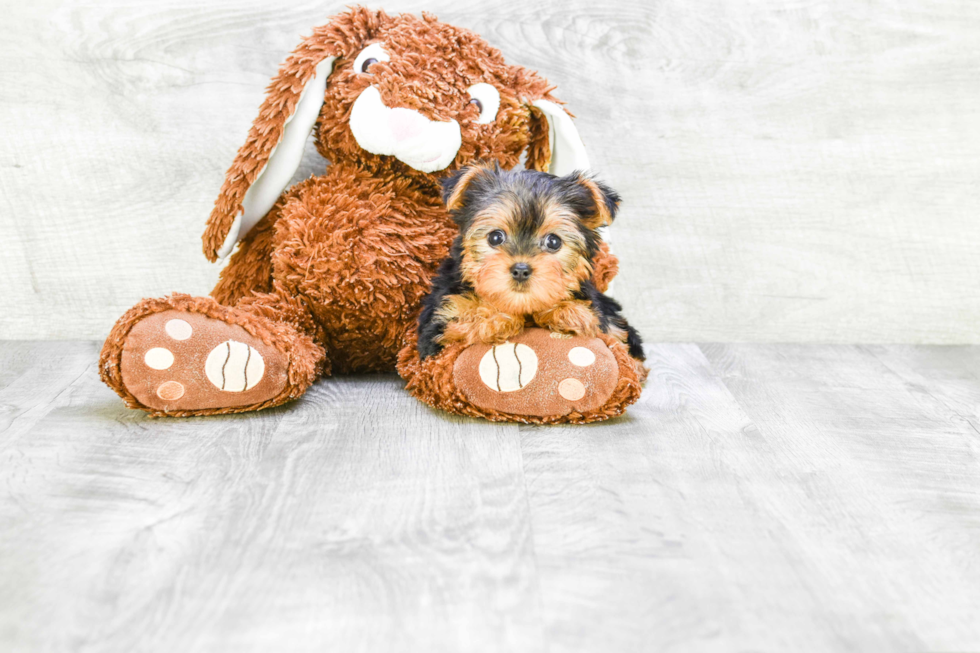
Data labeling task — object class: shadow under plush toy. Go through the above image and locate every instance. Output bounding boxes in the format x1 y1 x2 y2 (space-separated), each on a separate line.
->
99 7 646 423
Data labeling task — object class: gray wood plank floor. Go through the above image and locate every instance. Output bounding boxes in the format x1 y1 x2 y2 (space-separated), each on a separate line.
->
2 341 979 652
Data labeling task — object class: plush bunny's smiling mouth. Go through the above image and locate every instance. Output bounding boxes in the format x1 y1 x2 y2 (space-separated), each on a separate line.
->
349 86 462 173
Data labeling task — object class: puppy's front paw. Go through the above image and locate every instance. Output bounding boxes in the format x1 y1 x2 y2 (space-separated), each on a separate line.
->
534 300 599 337
438 311 524 348
477 311 525 345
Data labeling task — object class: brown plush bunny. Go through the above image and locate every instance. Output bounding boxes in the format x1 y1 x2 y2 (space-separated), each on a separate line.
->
99 7 644 422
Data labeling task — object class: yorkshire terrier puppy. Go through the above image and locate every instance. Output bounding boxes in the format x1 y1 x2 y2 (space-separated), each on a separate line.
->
417 164 644 360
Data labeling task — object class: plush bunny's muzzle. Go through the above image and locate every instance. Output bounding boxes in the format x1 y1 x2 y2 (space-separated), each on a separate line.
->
350 86 462 173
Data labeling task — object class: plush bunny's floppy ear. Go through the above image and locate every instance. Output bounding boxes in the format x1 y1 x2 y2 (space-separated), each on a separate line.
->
527 100 591 177
218 56 336 259
202 9 382 261
205 53 337 261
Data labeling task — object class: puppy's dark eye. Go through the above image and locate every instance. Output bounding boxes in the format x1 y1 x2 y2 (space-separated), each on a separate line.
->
544 234 563 252
469 98 483 114
487 230 506 247
360 58 379 73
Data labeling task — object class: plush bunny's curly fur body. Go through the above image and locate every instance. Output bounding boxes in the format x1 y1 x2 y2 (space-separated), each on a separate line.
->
99 7 644 421
220 166 454 372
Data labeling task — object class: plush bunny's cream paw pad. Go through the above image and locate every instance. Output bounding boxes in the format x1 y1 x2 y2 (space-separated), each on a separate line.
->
100 294 323 417
397 328 644 425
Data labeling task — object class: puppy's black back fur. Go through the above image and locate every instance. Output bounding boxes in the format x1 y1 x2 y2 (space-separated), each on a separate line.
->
417 236 471 359
574 280 645 360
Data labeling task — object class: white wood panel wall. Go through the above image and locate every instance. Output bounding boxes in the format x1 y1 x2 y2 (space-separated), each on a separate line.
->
1 0 978 342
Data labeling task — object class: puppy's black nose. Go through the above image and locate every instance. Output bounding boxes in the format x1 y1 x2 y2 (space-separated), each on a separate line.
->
510 262 532 281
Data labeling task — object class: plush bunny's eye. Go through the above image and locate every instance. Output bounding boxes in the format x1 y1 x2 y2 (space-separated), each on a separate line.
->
466 83 500 124
353 43 390 74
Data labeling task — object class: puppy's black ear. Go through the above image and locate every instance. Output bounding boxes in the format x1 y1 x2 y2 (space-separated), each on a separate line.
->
566 171 621 229
441 164 491 212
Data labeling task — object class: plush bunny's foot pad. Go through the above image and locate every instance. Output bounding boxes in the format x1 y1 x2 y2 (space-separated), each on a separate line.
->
100 294 323 417
397 328 645 424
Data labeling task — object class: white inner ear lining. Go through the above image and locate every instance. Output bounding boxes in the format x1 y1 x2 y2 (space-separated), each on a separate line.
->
217 56 337 259
531 99 591 178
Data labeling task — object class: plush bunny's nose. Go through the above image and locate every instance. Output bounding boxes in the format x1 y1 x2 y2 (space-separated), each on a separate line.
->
510 262 532 281
350 86 462 173
388 108 428 142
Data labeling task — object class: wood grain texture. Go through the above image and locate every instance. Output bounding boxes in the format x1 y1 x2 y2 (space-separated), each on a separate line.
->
0 341 539 653
522 342 980 652
1 0 979 341
4 340 980 651
697 344 980 651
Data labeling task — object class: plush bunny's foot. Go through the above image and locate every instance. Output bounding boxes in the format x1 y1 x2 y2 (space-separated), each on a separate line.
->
397 328 645 424
100 294 324 416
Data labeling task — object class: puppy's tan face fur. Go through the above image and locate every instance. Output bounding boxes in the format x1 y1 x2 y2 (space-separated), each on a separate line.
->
460 195 593 315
